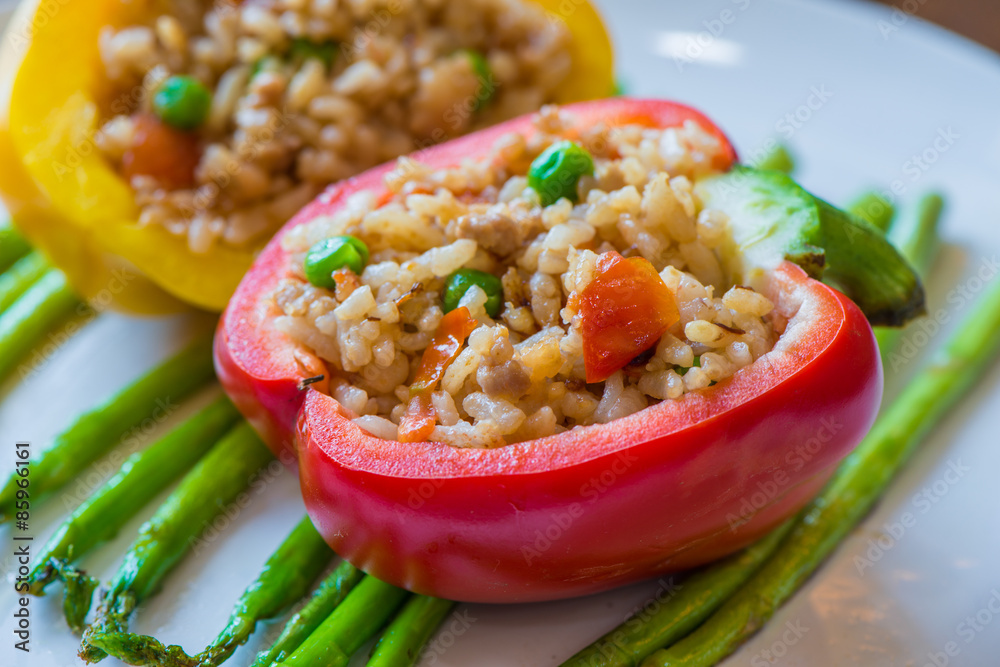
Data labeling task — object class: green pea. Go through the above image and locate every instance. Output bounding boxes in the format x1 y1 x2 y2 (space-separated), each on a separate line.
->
679 356 701 376
304 236 370 288
527 140 594 207
443 269 503 318
250 55 280 80
152 75 212 130
460 49 494 108
290 38 338 69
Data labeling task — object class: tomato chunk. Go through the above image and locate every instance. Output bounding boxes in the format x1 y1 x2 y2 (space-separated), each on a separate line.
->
579 251 679 383
398 306 478 442
122 113 201 189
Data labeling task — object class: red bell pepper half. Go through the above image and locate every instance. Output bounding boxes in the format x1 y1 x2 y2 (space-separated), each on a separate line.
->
215 98 882 603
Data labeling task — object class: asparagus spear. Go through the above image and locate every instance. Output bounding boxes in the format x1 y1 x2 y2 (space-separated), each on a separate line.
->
0 268 80 383
639 267 1000 667
48 560 100 635
366 596 457 667
28 397 241 600
88 516 335 667
80 422 275 663
889 193 943 274
277 576 409 667
876 193 944 365
0 219 31 272
560 521 794 667
847 191 896 233
0 251 48 312
252 560 365 667
199 516 335 666
0 332 217 521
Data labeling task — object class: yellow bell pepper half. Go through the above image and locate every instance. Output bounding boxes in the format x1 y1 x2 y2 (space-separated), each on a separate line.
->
0 0 614 314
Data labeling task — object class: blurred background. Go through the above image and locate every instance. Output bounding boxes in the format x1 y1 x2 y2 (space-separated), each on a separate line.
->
873 0 999 50
0 0 992 50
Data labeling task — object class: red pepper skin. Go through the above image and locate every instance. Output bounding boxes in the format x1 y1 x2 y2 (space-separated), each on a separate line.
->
215 99 881 602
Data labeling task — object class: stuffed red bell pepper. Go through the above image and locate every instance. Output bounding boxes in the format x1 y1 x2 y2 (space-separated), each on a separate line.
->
215 98 923 602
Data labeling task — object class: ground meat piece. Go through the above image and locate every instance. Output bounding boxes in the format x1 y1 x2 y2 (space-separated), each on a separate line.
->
476 328 532 399
453 211 524 257
477 359 532 399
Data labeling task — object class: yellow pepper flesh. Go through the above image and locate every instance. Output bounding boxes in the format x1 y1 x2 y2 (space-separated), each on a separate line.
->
0 0 614 313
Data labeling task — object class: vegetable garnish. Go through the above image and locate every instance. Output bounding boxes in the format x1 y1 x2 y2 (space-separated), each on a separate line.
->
528 140 595 205
462 48 495 107
0 269 79 384
579 251 680 383
80 423 274 662
696 167 925 326
443 268 503 317
0 251 48 313
398 306 478 442
289 37 338 69
367 595 457 667
303 236 370 287
279 576 409 667
86 516 334 667
27 397 241 597
0 333 216 520
562 520 796 666
152 75 212 130
0 219 31 272
251 561 365 667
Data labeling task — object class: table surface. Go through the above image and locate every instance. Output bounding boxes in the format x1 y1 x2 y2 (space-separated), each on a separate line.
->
873 0 1000 51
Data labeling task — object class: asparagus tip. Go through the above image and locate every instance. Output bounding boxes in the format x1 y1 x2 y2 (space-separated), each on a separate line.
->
85 631 199 667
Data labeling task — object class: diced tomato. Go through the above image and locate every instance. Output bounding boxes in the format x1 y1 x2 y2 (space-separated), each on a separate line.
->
122 113 200 189
578 251 680 383
397 306 478 442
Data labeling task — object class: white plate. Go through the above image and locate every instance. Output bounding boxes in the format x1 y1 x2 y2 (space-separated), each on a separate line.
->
4 0 1000 665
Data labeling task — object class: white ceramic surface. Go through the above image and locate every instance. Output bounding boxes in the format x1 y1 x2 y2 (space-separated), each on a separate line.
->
3 0 1000 665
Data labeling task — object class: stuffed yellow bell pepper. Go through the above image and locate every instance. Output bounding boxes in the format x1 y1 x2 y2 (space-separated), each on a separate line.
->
0 0 613 313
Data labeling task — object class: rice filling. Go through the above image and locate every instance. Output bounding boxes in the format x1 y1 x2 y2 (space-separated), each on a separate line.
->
272 107 780 448
95 0 573 253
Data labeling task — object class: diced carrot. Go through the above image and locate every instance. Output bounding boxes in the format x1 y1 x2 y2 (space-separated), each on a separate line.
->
397 306 477 442
409 307 478 393
398 393 436 443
